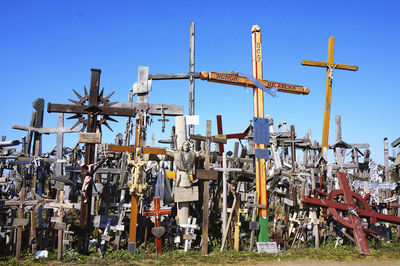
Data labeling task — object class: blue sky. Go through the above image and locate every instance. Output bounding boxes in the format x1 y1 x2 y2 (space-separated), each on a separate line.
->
1 1 399 164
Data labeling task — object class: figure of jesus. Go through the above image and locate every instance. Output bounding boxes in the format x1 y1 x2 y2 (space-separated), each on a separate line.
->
69 154 110 203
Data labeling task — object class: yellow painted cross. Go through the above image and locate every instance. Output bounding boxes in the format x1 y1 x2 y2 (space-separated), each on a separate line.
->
251 25 270 242
302 36 358 150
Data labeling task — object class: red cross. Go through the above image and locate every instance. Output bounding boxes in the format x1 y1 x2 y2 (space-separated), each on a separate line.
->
142 197 171 254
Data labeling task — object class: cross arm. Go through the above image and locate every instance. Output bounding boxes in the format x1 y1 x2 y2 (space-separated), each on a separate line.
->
12 124 81 134
112 103 183 116
301 60 358 71
200 71 310 95
189 134 227 144
47 103 137 117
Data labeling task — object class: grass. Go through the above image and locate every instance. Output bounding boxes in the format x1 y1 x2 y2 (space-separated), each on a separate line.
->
2 239 400 265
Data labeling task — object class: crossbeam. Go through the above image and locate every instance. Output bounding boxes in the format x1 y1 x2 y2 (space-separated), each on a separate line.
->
200 71 310 95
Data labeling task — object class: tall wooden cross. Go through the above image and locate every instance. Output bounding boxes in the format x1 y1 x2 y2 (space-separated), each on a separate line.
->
301 36 358 150
251 25 269 242
190 120 226 254
47 68 136 254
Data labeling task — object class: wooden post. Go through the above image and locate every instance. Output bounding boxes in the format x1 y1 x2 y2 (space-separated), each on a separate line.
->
201 120 211 255
302 36 358 150
251 25 269 242
189 21 195 135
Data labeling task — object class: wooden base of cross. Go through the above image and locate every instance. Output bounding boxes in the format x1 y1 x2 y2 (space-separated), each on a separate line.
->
302 171 400 255
142 197 172 255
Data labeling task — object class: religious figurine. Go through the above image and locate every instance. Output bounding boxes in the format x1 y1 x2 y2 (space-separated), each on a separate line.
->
167 141 200 225
69 154 110 203
126 147 149 195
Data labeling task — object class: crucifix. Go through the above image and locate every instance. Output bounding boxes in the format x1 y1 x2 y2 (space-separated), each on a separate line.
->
142 197 172 255
109 65 182 253
47 68 136 254
302 36 358 151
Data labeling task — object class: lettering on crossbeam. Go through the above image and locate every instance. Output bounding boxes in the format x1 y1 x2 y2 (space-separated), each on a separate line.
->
265 81 296 90
215 73 239 83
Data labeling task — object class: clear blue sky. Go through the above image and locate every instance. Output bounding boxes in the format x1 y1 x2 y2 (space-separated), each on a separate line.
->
1 0 399 164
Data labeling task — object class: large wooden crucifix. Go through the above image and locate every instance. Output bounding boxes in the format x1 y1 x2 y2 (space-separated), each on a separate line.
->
301 36 358 151
47 68 136 254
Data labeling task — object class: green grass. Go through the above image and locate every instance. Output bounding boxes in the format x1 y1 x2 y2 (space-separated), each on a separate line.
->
2 240 400 265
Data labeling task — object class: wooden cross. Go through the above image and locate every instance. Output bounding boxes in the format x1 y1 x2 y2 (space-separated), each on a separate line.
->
47 191 74 260
0 186 52 259
13 113 81 183
142 197 171 255
190 120 226 254
303 171 400 255
47 68 136 254
302 36 358 150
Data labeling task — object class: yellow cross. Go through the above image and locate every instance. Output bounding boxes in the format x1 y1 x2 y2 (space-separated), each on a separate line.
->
302 36 358 150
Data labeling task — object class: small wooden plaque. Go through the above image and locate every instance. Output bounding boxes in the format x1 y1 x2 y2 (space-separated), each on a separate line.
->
13 219 29 227
174 186 199 202
196 169 219 181
54 222 66 230
78 132 101 144
183 234 194 240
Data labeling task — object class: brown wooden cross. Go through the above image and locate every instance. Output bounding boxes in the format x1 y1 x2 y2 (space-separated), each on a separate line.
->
47 191 74 260
190 120 226 254
47 68 136 254
142 197 172 255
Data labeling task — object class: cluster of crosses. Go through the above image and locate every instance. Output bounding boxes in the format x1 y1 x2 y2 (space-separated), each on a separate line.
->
2 23 400 262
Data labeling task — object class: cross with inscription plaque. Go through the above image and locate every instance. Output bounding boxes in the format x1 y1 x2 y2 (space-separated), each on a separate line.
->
47 68 136 254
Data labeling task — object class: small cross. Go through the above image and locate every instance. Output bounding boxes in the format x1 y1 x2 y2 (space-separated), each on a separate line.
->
142 197 172 255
